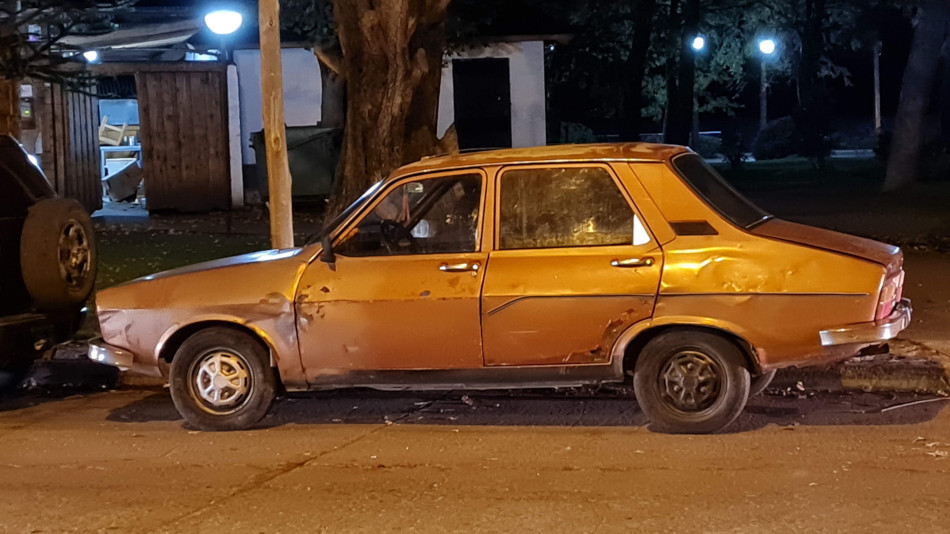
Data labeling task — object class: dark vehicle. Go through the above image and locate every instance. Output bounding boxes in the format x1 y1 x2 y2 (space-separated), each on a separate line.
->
0 135 96 393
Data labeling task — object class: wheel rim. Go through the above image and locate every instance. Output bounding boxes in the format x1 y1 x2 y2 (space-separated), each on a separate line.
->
659 350 722 413
58 219 91 288
188 349 253 414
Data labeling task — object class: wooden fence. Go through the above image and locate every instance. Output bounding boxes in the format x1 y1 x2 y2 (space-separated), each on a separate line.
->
135 67 230 211
34 81 102 213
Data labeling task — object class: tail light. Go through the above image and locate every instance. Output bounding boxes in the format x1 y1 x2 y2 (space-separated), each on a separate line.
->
876 270 905 321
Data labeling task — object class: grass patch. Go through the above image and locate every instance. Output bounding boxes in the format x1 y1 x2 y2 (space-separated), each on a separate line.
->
95 229 270 289
716 157 886 192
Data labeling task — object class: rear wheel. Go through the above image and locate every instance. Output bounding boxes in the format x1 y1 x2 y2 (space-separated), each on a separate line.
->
633 330 750 434
749 369 777 398
169 327 276 431
20 198 97 311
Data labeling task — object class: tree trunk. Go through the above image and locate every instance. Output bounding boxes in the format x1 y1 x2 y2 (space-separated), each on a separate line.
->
795 0 829 165
315 52 346 129
662 0 682 144
665 0 698 146
883 0 950 191
618 0 657 142
328 0 452 215
0 78 20 140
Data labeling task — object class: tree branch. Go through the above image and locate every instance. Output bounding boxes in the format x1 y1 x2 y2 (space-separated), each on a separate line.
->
313 45 344 78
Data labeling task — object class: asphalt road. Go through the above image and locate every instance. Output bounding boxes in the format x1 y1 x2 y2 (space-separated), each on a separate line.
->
1 387 949 533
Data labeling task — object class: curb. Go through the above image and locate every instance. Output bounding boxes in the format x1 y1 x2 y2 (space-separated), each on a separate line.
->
772 339 950 396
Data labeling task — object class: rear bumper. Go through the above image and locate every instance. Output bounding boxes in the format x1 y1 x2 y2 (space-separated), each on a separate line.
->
88 338 135 371
819 298 912 346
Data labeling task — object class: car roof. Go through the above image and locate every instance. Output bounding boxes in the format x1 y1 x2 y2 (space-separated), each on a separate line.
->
392 142 691 179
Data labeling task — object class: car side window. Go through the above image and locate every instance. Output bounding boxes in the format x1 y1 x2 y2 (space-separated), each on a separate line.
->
335 173 482 257
499 166 641 250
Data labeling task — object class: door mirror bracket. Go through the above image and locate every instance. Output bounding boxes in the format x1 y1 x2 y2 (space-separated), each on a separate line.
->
320 235 337 271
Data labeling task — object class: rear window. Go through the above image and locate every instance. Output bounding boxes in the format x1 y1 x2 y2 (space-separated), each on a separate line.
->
670 153 771 229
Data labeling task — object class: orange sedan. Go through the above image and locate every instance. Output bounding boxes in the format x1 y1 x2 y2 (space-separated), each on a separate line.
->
89 144 910 433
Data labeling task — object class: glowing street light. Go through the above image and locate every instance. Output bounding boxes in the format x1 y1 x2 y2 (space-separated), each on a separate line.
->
204 9 243 35
691 35 706 52
758 38 776 56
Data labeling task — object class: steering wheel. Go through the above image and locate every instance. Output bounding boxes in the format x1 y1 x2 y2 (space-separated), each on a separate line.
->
379 220 421 253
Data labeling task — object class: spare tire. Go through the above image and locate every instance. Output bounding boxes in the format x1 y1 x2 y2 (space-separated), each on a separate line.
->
20 198 97 311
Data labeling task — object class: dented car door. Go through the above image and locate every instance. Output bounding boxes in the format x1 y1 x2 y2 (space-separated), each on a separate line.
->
481 164 663 366
295 171 488 377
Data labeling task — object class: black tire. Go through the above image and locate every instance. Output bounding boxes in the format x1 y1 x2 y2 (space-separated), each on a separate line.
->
633 330 751 434
20 198 97 311
169 327 276 431
749 369 777 398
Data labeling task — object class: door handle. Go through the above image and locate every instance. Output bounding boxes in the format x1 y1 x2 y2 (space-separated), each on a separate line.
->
439 261 480 273
611 257 654 268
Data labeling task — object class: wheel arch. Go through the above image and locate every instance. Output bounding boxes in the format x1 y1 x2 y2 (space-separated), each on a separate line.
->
157 319 278 368
613 321 762 376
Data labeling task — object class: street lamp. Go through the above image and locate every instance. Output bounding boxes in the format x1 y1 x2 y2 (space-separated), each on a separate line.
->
690 35 706 146
203 8 243 61
757 38 777 131
204 10 243 35
691 35 706 52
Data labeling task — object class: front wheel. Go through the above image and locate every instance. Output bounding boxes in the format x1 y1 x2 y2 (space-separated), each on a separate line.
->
169 327 276 431
633 331 750 434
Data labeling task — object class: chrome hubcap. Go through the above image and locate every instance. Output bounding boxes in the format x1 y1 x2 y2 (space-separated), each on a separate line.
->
58 220 91 288
660 351 722 412
193 351 251 408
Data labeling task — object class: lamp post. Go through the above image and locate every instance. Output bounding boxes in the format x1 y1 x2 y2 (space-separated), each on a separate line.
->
758 38 776 132
203 7 248 213
204 9 243 61
873 40 882 134
690 35 705 147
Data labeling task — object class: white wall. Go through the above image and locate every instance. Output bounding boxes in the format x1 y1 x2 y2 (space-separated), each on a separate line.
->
233 48 322 164
437 41 547 148
233 41 546 166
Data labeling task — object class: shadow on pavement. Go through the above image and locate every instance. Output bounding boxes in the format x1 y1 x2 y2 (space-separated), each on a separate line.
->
102 386 949 433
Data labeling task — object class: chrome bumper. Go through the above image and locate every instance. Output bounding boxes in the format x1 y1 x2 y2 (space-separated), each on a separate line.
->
819 298 912 346
88 338 135 370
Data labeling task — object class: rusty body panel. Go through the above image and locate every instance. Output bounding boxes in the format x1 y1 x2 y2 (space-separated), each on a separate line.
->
631 160 892 369
295 252 487 373
93 143 909 393
95 249 311 387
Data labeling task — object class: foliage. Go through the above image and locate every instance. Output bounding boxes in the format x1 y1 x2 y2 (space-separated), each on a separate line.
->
543 0 649 123
0 1 129 83
558 121 597 144
279 0 335 48
718 124 748 168
752 116 796 161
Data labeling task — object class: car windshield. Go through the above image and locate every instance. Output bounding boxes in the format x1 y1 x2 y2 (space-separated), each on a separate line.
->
670 153 771 229
306 180 384 244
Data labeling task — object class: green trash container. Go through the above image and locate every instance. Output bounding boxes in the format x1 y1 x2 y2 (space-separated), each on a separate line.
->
252 126 341 198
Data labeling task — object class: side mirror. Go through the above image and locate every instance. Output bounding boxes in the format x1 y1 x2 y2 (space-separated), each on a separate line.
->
320 235 336 270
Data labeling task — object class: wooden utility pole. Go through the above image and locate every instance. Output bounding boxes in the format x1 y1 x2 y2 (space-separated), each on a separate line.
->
258 0 294 249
